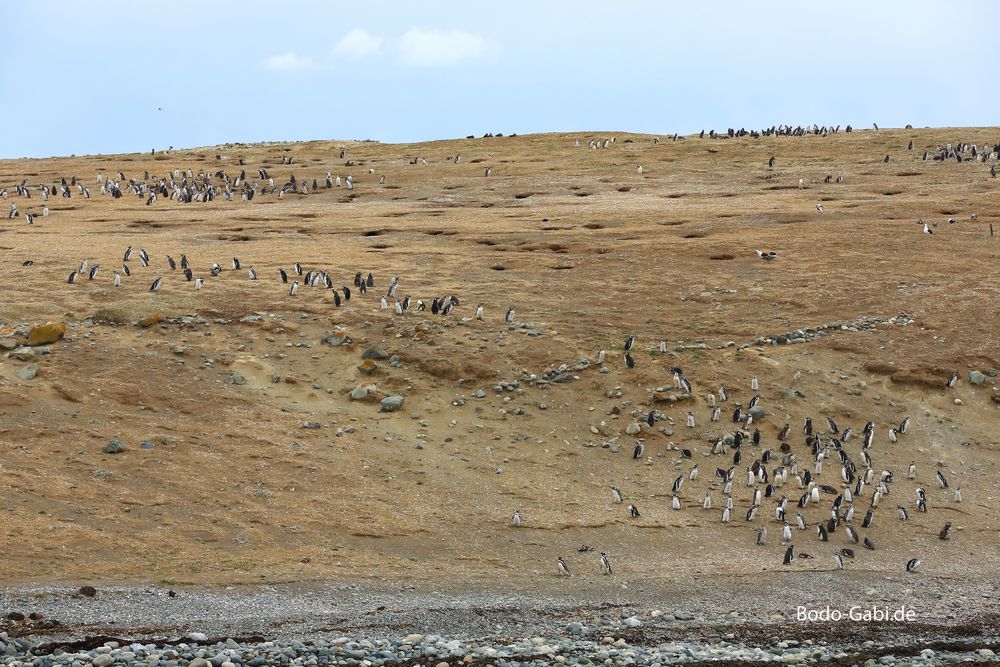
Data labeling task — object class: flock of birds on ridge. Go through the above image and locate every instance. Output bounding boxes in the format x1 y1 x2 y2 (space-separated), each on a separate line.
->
0 127 989 579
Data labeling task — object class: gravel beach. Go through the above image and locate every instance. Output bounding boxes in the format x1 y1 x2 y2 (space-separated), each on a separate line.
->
3 574 998 666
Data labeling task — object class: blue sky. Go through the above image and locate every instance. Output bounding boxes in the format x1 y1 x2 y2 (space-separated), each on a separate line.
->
3 1 998 158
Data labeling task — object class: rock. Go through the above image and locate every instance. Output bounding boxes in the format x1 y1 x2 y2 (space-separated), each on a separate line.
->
624 423 642 435
622 616 642 627
0 338 18 350
380 395 405 412
26 322 66 346
188 658 211 667
139 312 165 327
230 372 246 385
321 332 349 346
350 384 375 400
473 389 487 398
17 365 37 380
361 347 390 360
77 585 97 597
92 655 114 667
748 406 766 420
8 347 35 361
357 358 379 375
969 370 986 385
140 440 155 449
188 632 209 643
103 439 126 454
302 422 321 429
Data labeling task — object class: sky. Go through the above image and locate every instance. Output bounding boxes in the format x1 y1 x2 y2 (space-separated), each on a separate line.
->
3 0 999 158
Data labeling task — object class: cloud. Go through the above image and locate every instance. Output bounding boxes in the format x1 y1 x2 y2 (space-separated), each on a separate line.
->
263 52 315 71
399 29 492 67
333 28 384 58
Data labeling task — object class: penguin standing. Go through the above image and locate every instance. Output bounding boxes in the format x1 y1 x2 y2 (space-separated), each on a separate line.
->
557 556 571 577
511 510 521 527
783 544 795 565
600 552 612 575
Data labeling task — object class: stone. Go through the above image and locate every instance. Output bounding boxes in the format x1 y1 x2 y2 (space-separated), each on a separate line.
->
380 395 405 412
357 358 378 375
321 332 349 346
0 338 18 350
230 372 246 385
8 347 35 361
77 585 97 597
188 632 209 643
473 389 487 398
622 616 642 627
103 439 126 454
140 440 155 449
749 406 766 420
969 371 986 385
17 365 37 380
361 347 390 360
624 423 642 435
92 655 114 667
139 312 165 328
350 385 375 400
26 322 66 346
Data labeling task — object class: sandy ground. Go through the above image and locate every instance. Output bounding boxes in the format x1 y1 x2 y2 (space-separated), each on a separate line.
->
0 129 998 600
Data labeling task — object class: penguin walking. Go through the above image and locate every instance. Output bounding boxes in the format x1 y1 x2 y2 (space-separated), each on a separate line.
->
600 552 612 575
149 277 162 292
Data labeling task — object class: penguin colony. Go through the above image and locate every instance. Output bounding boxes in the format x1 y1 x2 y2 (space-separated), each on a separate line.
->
2 126 993 582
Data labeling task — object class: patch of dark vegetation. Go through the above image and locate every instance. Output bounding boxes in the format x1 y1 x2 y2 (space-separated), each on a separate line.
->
582 223 604 229
710 254 735 260
617 186 632 192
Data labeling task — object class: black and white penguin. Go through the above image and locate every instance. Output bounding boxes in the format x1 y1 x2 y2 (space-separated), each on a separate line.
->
783 544 795 565
905 558 921 573
279 268 288 283
600 552 612 575
557 556 571 577
289 281 298 296
611 486 623 503
627 504 640 518
149 277 162 292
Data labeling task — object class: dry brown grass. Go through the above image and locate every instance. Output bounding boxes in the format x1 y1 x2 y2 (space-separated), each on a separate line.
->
0 128 998 588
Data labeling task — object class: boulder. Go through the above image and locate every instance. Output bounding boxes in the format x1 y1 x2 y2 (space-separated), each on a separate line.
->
26 322 66 346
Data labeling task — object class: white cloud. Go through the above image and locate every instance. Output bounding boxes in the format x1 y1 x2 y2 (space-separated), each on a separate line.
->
333 28 384 58
263 52 315 71
399 28 492 67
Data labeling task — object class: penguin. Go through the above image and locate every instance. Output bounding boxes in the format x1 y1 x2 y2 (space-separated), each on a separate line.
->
939 521 952 540
954 487 962 503
67 270 79 284
611 486 623 504
232 257 241 270
167 256 177 270
557 556 571 577
210 263 222 277
719 386 728 402
505 307 515 324
946 372 959 388
627 504 640 518
624 352 635 369
113 272 121 287
689 464 699 481
905 558 921 573
862 509 874 528
333 290 342 307
672 495 681 511
826 417 839 433
183 268 192 282
632 442 644 459
294 262 303 276
783 544 795 565
936 471 949 489
511 510 521 527
803 417 813 435
88 264 99 280
922 221 933 235
721 507 730 523
600 552 612 575
149 277 162 292
289 281 298 296
907 462 916 479
898 416 911 434
703 492 712 510
195 277 204 290
778 424 790 441
833 551 845 570
756 525 767 545
686 412 695 428
709 405 721 422
343 286 351 300
864 537 876 551
897 506 909 521
624 335 635 351
279 268 288 283
888 428 898 443
751 375 758 391
475 304 484 321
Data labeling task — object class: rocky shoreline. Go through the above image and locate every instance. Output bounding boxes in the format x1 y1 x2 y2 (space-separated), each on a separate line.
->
2 575 998 666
